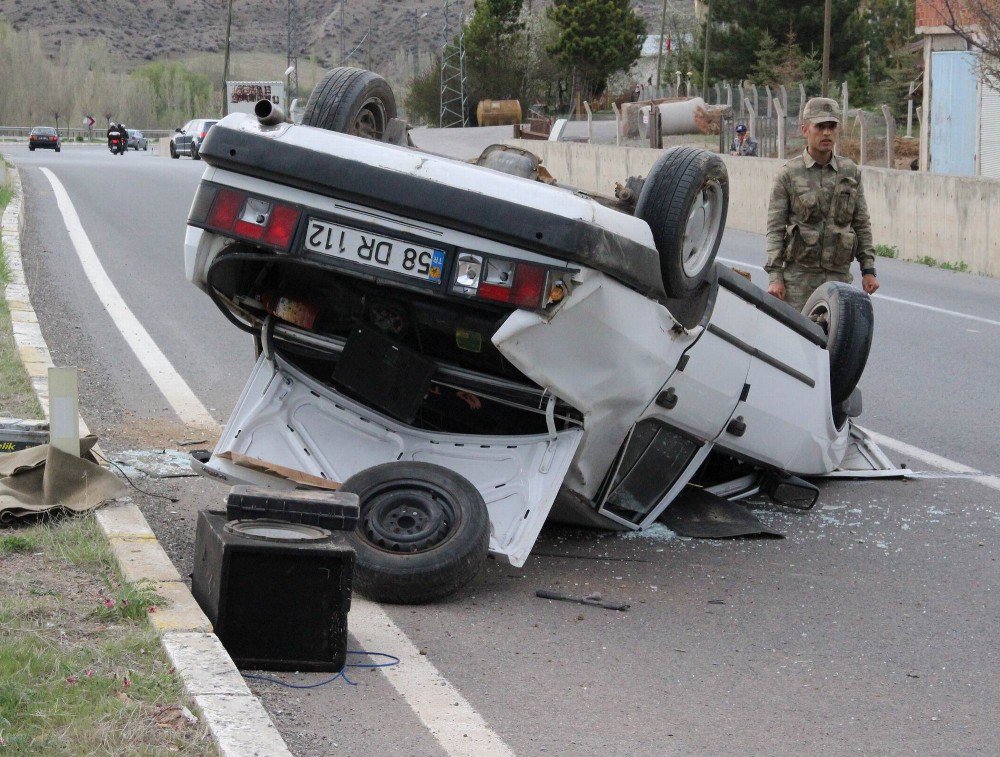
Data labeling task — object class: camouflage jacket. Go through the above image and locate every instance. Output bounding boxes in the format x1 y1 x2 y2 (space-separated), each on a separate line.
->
764 150 875 283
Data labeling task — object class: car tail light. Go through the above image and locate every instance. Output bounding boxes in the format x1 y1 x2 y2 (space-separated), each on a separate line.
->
200 131 208 139
192 184 301 252
450 252 568 310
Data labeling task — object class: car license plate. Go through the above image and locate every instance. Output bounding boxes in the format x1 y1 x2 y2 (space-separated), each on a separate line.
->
303 218 445 284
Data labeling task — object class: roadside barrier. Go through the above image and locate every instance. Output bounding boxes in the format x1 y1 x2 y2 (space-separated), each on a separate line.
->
509 140 1000 277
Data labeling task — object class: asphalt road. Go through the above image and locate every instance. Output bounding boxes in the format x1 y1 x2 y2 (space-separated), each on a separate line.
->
5 140 998 756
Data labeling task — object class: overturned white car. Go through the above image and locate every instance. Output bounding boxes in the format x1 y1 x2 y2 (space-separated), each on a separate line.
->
185 68 892 603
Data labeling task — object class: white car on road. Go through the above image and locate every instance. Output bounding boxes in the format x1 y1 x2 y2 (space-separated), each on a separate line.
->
184 68 894 603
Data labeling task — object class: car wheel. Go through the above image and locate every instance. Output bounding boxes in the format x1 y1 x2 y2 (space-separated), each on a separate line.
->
303 66 397 140
29 146 34 151
339 462 490 604
55 146 61 152
143 145 148 151
170 143 178 159
803 282 874 406
191 144 200 160
634 147 729 299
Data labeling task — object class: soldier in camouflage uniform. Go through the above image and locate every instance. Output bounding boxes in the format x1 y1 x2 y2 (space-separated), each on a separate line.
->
764 97 881 312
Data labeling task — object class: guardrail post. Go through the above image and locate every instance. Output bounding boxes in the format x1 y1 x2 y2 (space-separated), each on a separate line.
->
583 100 593 143
773 98 786 159
612 102 621 146
882 104 896 169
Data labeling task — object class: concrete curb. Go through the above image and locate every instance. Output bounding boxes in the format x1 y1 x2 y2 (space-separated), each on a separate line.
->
1 157 291 756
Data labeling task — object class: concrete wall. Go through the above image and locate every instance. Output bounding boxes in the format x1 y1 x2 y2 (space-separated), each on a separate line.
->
509 140 999 277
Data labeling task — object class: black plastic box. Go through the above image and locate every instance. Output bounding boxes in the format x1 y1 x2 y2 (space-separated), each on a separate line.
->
226 485 360 532
192 511 355 672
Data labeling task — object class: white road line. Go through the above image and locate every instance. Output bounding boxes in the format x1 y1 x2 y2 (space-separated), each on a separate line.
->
40 168 218 429
350 599 515 757
717 257 1000 327
858 426 1000 493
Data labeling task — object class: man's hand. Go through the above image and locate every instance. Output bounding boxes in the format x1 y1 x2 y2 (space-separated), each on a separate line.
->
767 281 786 300
862 273 879 295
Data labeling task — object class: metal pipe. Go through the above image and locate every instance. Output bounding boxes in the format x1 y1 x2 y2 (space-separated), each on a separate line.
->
255 100 288 126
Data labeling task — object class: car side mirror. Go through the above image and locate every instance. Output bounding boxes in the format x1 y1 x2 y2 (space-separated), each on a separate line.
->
175 128 183 133
763 474 820 510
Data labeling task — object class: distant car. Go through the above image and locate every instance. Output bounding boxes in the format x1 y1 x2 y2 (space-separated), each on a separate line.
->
170 119 218 160
28 127 60 152
127 129 149 151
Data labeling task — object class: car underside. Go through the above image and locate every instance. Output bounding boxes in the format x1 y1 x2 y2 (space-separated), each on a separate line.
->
184 70 897 603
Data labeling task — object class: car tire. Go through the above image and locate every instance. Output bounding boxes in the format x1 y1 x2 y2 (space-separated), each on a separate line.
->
339 462 490 604
29 147 34 151
634 147 729 299
803 282 874 405
170 143 178 159
55 147 61 153
191 144 200 160
303 66 397 140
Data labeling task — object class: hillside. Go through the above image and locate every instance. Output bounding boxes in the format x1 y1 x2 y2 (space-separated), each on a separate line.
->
0 0 696 89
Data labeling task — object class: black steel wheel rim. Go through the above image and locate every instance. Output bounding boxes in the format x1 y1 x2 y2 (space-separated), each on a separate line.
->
361 481 458 553
353 97 387 139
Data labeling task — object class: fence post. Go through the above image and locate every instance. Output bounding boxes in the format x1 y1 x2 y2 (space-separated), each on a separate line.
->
858 114 867 166
882 104 896 169
725 82 733 107
675 71 682 96
746 101 757 139
583 100 593 143
750 83 759 115
715 83 721 105
612 102 621 146
774 98 786 159
841 81 849 123
649 105 662 149
765 85 773 117
738 84 746 118
798 82 807 119
779 84 788 116
906 80 916 138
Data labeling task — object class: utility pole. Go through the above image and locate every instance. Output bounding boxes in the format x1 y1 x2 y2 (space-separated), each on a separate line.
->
821 0 831 97
286 0 299 103
656 0 668 90
439 0 468 127
701 1 712 98
222 0 234 116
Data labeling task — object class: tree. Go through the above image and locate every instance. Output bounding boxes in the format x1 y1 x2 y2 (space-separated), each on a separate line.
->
696 0 865 90
937 0 1000 93
464 0 531 119
546 0 646 100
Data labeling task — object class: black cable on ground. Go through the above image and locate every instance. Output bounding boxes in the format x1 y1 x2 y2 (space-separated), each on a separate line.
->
91 449 180 503
242 650 401 689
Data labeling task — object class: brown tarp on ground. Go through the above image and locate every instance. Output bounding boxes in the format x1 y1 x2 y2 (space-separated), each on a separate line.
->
0 436 127 521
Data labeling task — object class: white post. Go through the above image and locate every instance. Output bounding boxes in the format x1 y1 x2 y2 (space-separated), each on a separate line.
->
774 97 786 159
750 83 759 115
612 102 621 146
746 101 757 139
725 82 732 107
858 114 867 166
841 81 849 124
583 100 593 143
882 104 895 169
765 85 773 117
48 367 79 457
738 84 746 118
798 82 807 120
779 84 788 116
906 80 916 138
715 83 721 105
675 71 682 95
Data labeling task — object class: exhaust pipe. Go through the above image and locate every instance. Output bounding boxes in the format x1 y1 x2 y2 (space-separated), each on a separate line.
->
255 99 288 126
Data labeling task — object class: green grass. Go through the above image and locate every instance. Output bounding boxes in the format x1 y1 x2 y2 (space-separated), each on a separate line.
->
914 255 939 267
0 515 213 754
0 177 45 420
939 260 970 273
874 244 898 258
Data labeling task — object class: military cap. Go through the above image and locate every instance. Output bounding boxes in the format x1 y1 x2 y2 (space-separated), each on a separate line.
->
801 97 841 124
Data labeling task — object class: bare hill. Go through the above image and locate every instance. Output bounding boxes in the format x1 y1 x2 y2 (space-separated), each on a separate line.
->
0 1 691 80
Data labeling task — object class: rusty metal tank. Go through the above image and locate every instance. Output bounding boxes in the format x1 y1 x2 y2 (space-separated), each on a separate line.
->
476 99 522 127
